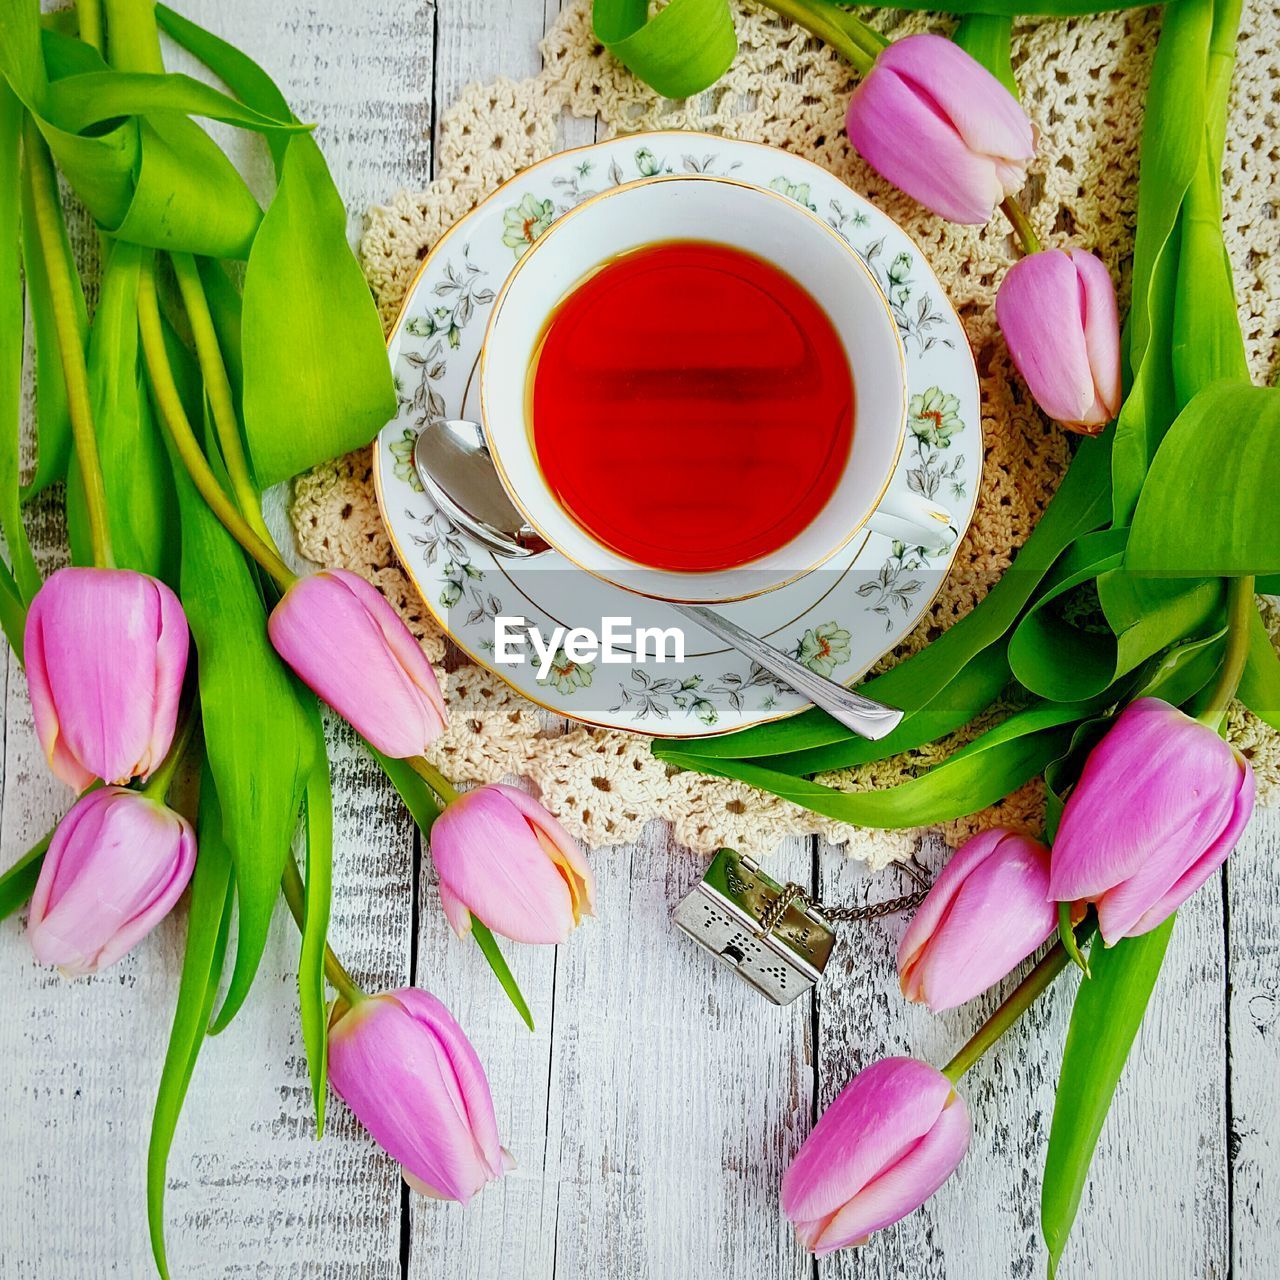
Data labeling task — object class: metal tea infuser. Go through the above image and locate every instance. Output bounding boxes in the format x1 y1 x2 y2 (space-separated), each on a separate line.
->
671 847 931 1005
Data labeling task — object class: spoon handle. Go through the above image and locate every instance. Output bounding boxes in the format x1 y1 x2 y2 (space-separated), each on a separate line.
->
673 605 904 741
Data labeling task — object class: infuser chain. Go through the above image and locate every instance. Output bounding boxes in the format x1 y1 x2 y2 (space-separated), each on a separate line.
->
754 855 932 938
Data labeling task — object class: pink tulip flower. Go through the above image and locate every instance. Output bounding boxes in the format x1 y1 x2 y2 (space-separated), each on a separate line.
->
24 566 189 792
268 569 446 758
328 987 512 1202
1047 698 1254 943
28 787 197 975
430 783 595 945
782 1056 969 1254
846 34 1036 224
898 829 1057 1011
996 247 1122 432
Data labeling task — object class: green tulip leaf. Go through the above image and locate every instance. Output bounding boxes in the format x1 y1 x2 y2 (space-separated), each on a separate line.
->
42 68 305 136
1238 603 1280 732
156 337 315 1032
156 4 291 170
1007 529 1127 701
154 6 396 486
0 827 52 921
299 728 333 1135
471 917 535 1032
87 239 178 581
592 0 737 100
17 107 81 502
952 13 1018 95
0 84 39 614
1042 920 1175 1278
658 431 1113 764
237 132 395 485
148 770 234 1280
1172 142 1248 404
882 0 1151 10
1134 626 1228 706
1042 715 1112 840
0 560 24 658
371 749 442 832
1024 567 1225 702
114 112 264 259
1110 0 1214 525
754 641 1011 777
1113 0 1245 523
195 258 247 394
0 5 265 259
662 696 1107 827
1127 382 1280 577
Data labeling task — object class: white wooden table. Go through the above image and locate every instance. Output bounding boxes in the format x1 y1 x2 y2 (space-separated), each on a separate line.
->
2 3 1277 1276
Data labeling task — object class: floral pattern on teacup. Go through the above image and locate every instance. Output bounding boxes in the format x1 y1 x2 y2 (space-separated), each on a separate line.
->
909 387 965 446
539 650 595 695
502 194 555 256
795 622 852 677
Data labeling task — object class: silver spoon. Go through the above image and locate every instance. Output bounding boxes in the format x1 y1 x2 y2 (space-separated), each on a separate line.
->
414 420 904 741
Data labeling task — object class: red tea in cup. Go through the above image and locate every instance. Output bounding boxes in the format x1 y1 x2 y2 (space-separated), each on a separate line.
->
528 240 854 574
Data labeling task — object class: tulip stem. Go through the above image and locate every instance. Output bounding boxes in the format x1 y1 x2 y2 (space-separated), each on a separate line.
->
1000 196 1041 255
757 0 880 75
78 0 104 52
102 0 165 71
141 705 200 802
1200 575 1254 731
169 253 279 552
280 856 365 1007
22 120 115 570
942 921 1097 1083
137 261 298 592
408 755 460 805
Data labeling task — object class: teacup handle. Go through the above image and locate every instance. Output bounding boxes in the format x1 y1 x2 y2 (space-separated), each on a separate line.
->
866 491 955 553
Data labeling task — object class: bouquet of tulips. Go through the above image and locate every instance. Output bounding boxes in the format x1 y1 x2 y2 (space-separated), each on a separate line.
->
596 0 1280 1269
0 0 599 1272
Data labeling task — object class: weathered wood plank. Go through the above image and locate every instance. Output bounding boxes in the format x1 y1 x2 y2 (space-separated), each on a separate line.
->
1228 804 1280 1274
543 828 813 1280
404 835 560 1277
406 3 566 1274
814 831 1229 1280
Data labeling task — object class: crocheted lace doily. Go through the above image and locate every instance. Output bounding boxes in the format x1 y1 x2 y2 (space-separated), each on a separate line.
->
290 0 1280 867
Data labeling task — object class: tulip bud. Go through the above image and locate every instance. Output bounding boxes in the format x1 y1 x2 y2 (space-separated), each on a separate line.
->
28 787 197 975
24 567 189 792
846 34 1036 224
782 1056 969 1254
996 247 1122 432
1047 698 1255 943
429 783 595 945
328 988 512 1202
268 569 446 758
898 829 1056 1011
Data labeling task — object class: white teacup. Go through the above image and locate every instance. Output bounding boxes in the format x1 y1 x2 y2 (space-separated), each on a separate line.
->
480 174 952 604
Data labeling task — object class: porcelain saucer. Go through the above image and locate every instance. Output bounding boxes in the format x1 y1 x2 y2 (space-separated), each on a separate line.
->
373 131 981 737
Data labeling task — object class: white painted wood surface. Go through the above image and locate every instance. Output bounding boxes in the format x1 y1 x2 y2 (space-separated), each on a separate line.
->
0 2 1275 1277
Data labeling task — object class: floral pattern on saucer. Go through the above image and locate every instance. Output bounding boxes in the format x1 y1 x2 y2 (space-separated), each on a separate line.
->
376 132 982 737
